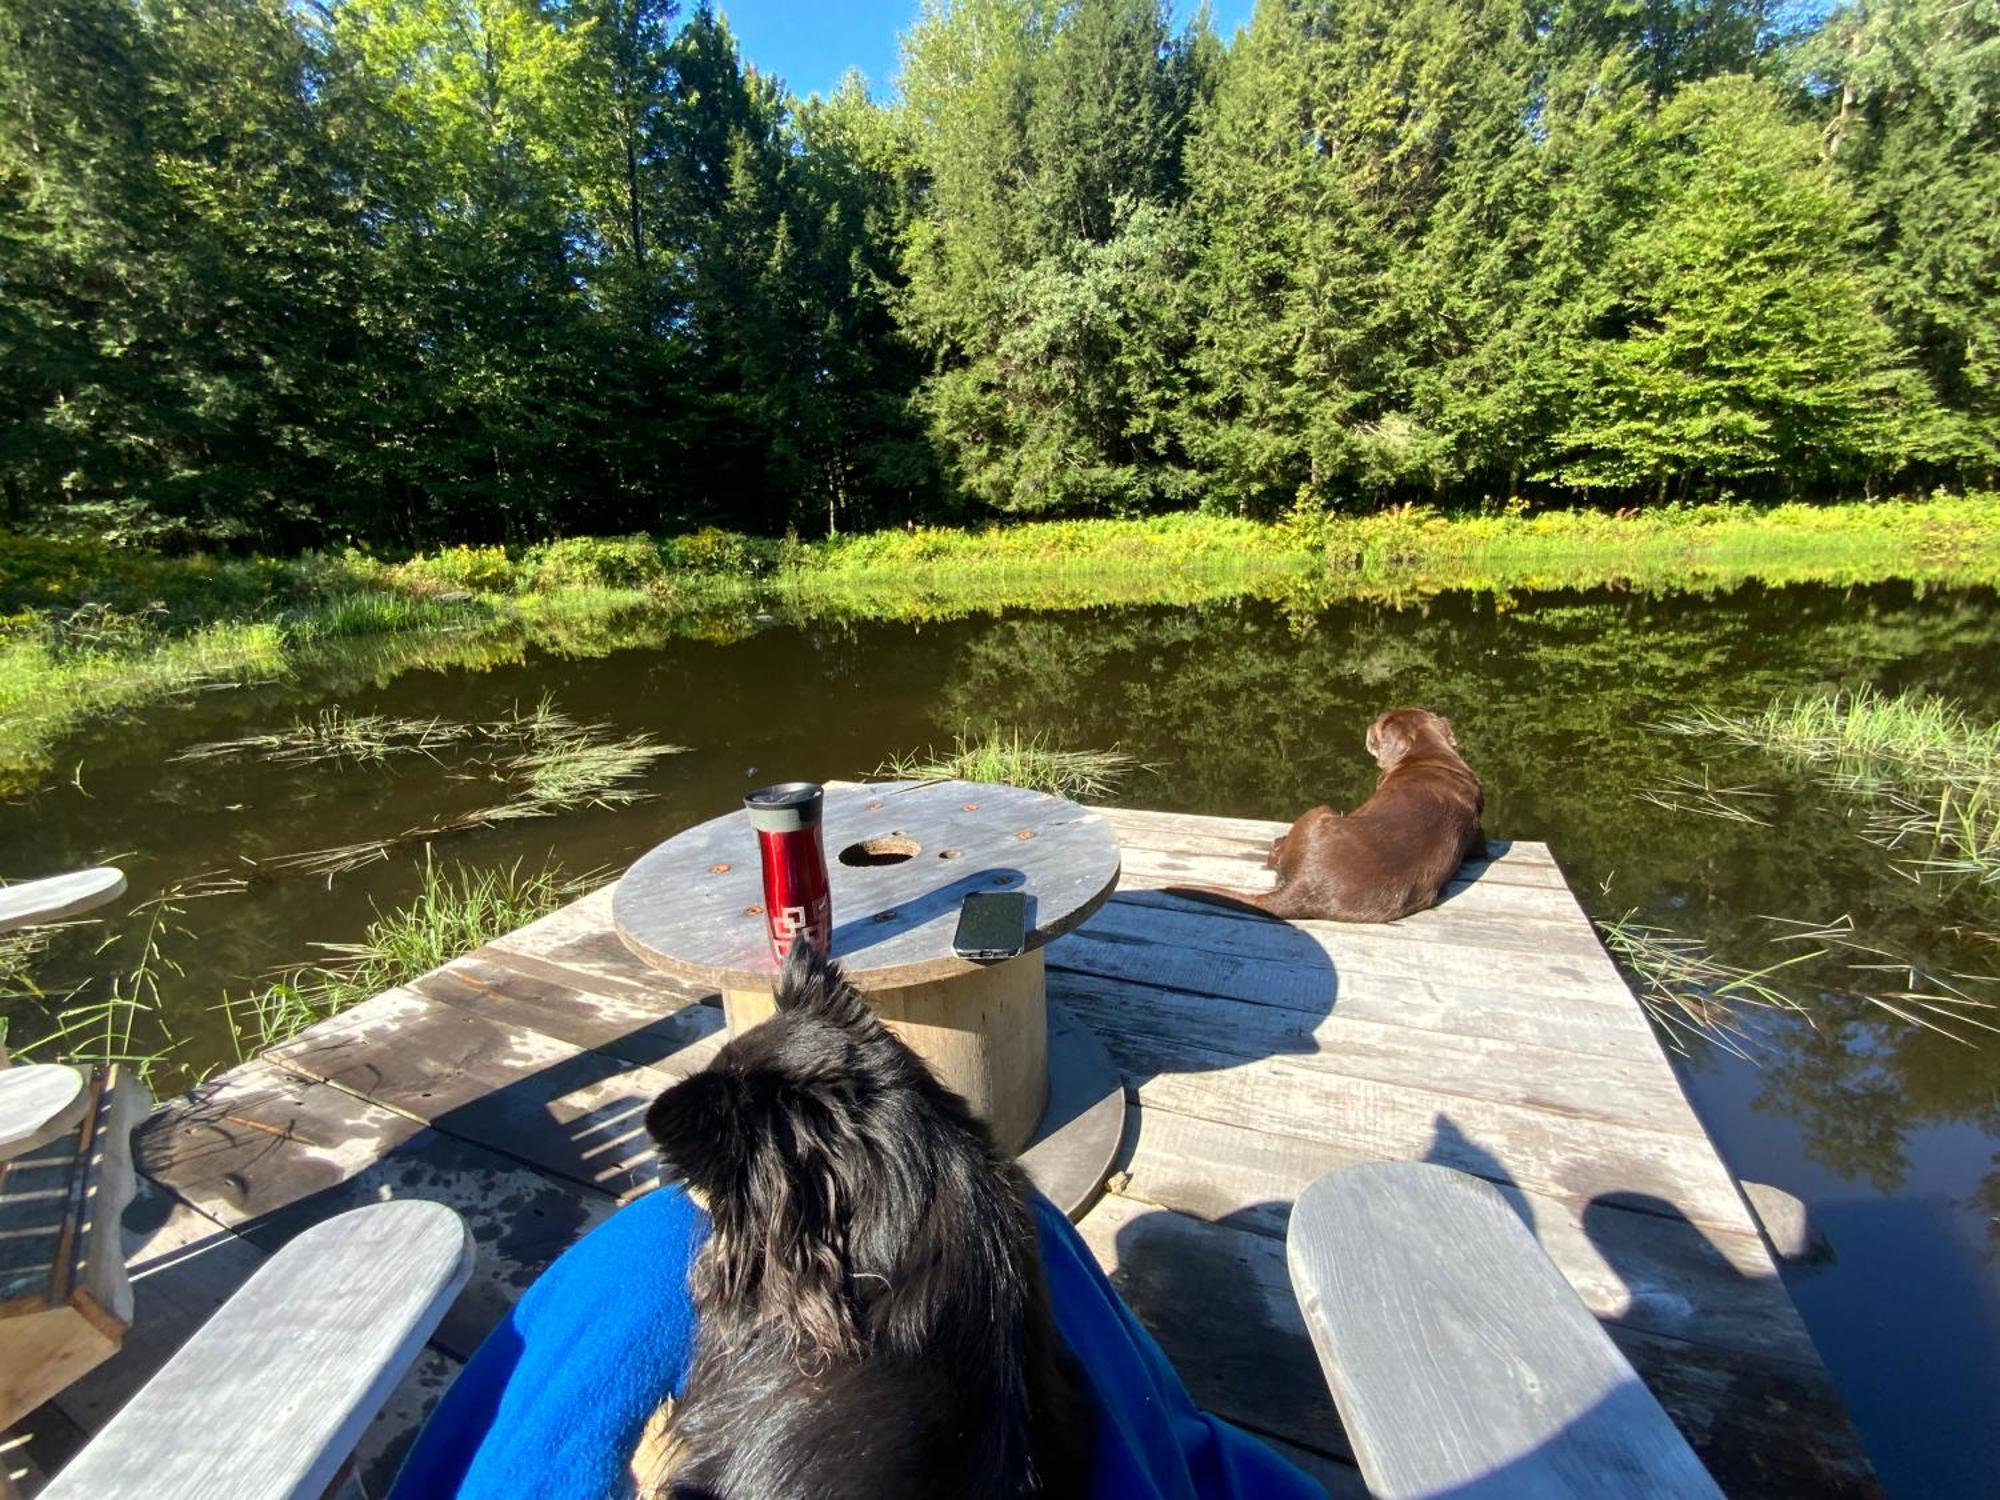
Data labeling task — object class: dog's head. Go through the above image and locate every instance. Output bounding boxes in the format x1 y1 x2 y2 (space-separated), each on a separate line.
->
1365 707 1457 768
645 941 944 1360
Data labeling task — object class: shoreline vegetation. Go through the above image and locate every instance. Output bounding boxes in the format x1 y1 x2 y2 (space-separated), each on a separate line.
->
1603 684 2000 1051
3 494 1997 789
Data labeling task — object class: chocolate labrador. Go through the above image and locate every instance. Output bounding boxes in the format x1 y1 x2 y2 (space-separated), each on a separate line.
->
1172 708 1484 923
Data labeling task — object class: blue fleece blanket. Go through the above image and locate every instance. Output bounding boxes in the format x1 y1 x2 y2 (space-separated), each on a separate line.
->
391 1186 1323 1499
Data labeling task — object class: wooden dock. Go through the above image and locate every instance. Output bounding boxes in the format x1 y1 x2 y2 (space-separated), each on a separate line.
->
23 804 1877 1497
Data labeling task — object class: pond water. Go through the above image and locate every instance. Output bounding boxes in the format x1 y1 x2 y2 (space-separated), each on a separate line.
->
3 579 1997 1496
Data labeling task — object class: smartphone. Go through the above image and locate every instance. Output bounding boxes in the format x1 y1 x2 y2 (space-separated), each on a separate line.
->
953 890 1029 960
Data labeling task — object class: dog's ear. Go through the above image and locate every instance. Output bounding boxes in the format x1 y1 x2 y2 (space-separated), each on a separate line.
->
1366 711 1416 768
645 1070 754 1200
656 1053 865 1361
776 939 878 1034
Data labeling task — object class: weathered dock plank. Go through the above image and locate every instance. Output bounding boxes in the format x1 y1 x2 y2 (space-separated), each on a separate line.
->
23 797 1874 1500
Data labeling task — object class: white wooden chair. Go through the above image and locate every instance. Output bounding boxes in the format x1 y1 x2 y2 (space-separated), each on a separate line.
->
36 1200 472 1500
0 869 128 940
1 870 144 1436
0 869 470 1499
1287 1162 1724 1499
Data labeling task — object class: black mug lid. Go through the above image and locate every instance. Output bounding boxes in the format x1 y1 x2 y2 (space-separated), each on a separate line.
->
745 781 824 832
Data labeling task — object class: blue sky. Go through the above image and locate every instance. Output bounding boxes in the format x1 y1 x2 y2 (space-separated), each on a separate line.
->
721 0 1260 102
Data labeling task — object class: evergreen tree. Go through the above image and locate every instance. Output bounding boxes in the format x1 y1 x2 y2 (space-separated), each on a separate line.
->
0 0 1988 546
1187 0 1537 512
1807 0 2000 476
0 0 370 545
1548 74 1922 496
901 0 1209 515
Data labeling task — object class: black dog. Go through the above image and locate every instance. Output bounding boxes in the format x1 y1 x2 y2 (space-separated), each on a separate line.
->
642 941 1094 1499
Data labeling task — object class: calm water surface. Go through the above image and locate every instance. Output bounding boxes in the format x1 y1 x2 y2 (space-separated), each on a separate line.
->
3 579 1997 1496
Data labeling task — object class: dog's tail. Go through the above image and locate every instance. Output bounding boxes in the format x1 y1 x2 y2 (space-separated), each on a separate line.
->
1159 883 1281 919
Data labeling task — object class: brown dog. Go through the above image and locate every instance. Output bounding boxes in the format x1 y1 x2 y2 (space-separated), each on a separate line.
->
1172 708 1484 923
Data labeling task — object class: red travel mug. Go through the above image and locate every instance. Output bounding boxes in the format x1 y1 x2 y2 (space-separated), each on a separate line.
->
745 782 832 964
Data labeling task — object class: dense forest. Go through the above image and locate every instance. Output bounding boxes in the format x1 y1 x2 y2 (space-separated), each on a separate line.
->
1 0 1994 549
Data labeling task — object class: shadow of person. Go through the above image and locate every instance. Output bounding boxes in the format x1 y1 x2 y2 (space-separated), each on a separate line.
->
1045 886 1339 1089
1575 1190 1878 1499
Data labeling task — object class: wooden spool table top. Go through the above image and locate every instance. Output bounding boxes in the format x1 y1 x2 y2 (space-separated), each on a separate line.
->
613 779 1122 991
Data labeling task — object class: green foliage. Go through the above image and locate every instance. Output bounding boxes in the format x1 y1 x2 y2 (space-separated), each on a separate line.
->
1547 76 1919 493
877 728 1138 799
1805 0 2000 472
0 0 1994 537
218 853 587 1055
658 526 775 575
901 0 1210 514
526 536 667 591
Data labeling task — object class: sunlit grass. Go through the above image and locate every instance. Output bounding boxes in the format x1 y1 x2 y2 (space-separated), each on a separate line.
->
1658 687 2000 886
220 852 590 1056
1657 687 2000 780
497 698 682 813
878 727 1138 800
254 696 687 878
177 708 478 767
5 495 1998 793
0 620 290 784
1596 911 1815 1057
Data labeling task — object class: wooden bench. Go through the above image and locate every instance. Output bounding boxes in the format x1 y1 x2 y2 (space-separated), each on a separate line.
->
1287 1162 1725 1499
39 1199 472 1499
0 1067 148 1431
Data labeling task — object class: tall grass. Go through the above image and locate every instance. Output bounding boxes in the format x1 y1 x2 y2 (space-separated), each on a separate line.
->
1659 687 2000 886
177 708 477 767
497 698 681 813
255 697 686 878
877 728 1138 800
13 873 246 1083
1599 909 2000 1052
779 492 2000 610
5 494 1997 791
1595 911 1815 1056
221 852 589 1056
1659 687 2000 779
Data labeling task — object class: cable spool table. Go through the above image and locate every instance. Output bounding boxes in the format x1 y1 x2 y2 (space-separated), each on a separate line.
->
612 780 1126 1213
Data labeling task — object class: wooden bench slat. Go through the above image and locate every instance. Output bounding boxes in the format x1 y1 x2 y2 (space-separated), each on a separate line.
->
0 868 126 936
1110 1106 1819 1365
1116 844 1595 925
1075 1192 1877 1499
1287 1163 1723 1500
1093 1024 1757 1234
1048 932 1658 1061
1052 968 1702 1137
261 986 722 1199
139 1061 612 1360
41 1199 472 1500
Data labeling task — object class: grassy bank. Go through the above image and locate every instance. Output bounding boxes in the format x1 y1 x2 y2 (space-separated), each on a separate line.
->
4 494 1996 789
774 492 2000 611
